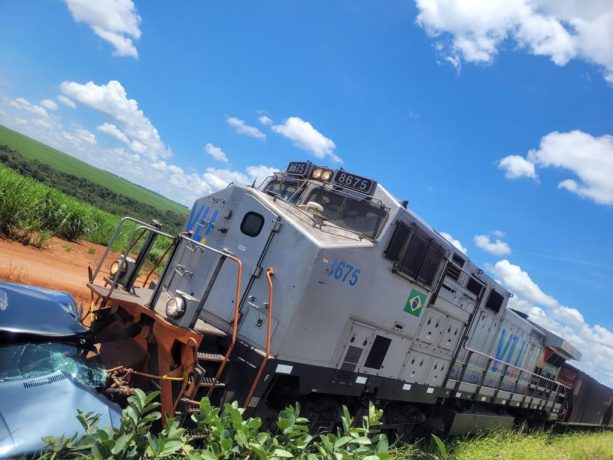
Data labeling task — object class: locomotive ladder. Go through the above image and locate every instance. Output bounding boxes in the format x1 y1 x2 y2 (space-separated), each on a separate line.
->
173 235 276 415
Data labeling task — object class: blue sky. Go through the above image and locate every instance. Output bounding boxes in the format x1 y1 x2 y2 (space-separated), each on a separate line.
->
1 0 612 385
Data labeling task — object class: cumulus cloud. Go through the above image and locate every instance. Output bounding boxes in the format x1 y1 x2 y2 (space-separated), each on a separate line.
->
491 259 613 386
498 154 538 179
246 165 278 185
57 95 76 108
9 97 49 118
415 0 613 83
499 130 613 205
64 0 141 58
271 116 342 163
227 116 266 140
474 233 512 256
97 122 129 144
40 99 58 111
0 94 278 207
258 115 273 126
440 231 468 254
60 80 171 160
204 143 228 163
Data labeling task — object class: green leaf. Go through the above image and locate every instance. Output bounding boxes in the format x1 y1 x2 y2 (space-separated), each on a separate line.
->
273 448 294 458
159 439 184 457
431 433 448 460
111 433 132 455
333 436 353 449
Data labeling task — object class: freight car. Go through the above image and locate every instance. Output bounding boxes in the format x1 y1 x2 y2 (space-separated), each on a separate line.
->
49 161 613 435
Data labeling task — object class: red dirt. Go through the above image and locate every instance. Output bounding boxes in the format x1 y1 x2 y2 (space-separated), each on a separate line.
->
0 236 116 306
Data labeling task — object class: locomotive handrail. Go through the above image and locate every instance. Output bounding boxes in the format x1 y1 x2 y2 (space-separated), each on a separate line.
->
243 267 275 409
170 235 244 395
90 216 174 283
461 346 571 390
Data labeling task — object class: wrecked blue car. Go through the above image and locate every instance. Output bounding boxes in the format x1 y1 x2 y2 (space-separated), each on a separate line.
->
0 282 121 458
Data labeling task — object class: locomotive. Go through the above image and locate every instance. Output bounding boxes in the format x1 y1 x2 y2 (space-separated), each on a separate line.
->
84 160 612 435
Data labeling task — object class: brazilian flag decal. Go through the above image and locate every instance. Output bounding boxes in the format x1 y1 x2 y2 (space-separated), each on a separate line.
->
404 288 427 317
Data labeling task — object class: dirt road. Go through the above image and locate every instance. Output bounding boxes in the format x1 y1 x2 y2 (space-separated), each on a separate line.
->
0 237 113 305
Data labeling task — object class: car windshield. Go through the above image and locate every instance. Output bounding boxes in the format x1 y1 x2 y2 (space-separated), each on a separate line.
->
0 342 106 388
305 188 388 238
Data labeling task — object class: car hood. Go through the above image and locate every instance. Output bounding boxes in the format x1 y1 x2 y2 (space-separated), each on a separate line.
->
0 371 121 457
0 282 86 338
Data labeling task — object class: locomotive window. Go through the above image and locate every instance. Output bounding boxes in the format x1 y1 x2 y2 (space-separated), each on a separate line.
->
485 289 504 313
305 188 388 238
364 335 392 370
263 178 303 203
399 228 429 278
418 242 445 287
240 212 264 237
385 223 446 289
452 253 465 267
385 222 411 261
466 277 484 297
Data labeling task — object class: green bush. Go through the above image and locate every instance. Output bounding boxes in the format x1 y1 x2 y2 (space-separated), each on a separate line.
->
37 390 391 460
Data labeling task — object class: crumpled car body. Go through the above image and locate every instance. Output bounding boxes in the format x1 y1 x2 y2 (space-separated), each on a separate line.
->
0 282 121 458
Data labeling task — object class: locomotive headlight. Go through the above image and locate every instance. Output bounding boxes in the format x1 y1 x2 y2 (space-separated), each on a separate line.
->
320 169 333 181
109 259 122 277
311 168 323 179
165 296 185 318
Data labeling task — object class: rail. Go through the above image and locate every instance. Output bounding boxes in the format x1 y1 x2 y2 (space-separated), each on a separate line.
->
89 216 173 283
243 267 275 408
450 346 570 407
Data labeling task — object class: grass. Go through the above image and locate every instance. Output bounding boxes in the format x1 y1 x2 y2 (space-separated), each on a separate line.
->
390 430 613 459
0 165 171 256
0 124 186 215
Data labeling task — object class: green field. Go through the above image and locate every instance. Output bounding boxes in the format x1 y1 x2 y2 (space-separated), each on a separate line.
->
0 124 186 215
391 429 613 459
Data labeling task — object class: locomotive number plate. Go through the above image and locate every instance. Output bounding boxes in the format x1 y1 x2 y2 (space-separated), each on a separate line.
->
332 170 376 195
286 161 309 176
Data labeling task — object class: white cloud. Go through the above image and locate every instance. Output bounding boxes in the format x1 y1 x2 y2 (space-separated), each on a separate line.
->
9 97 49 118
498 154 538 179
60 80 171 160
474 234 512 256
415 0 613 83
98 122 129 144
492 229 506 238
227 116 266 140
40 99 58 111
271 116 342 163
258 115 273 126
491 259 613 386
500 130 613 205
246 165 278 185
64 0 141 58
0 93 278 207
57 95 77 108
204 143 229 163
440 231 468 254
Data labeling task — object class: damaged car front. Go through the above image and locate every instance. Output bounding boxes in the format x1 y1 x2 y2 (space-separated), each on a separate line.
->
0 282 121 458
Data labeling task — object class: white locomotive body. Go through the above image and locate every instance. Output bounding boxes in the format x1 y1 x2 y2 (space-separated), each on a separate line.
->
119 160 582 433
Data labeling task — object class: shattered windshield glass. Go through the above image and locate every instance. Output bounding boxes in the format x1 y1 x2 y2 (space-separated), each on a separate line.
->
0 342 106 388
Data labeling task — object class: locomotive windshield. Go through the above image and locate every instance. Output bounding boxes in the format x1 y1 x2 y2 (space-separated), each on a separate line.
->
305 188 388 238
264 178 304 203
